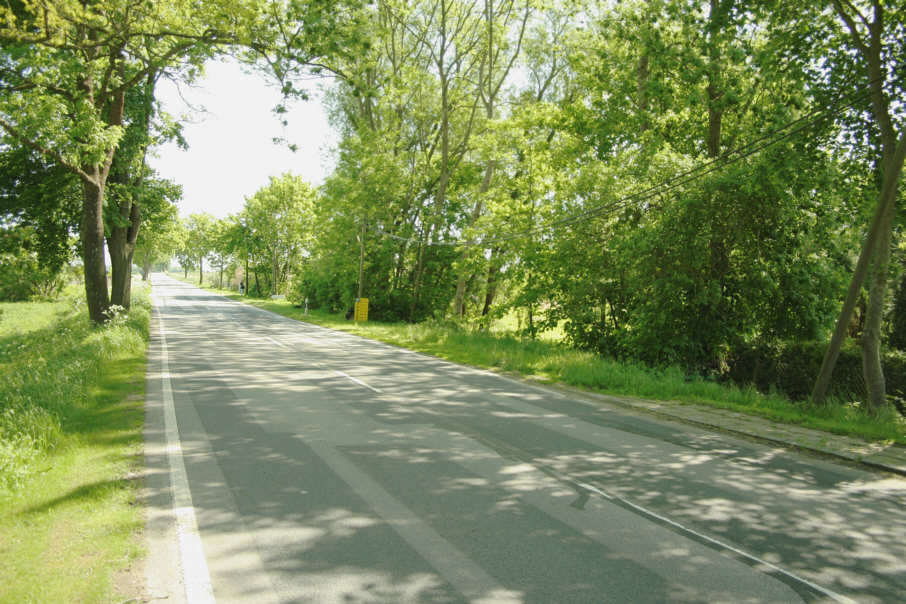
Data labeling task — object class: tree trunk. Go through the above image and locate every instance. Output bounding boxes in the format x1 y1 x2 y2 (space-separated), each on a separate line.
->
414 20 451 322
108 231 135 308
637 53 650 134
358 220 366 299
410 237 428 321
453 162 494 316
452 270 469 317
452 0 526 317
481 248 501 316
80 177 110 324
273 247 279 295
706 0 725 159
108 198 141 309
108 73 152 308
198 256 204 285
861 195 895 412
707 82 723 157
141 250 152 281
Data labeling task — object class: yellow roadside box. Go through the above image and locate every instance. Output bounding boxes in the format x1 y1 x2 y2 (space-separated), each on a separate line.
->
354 297 369 321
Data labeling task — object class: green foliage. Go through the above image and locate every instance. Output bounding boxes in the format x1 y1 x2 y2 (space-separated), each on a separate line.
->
282 0 869 394
243 172 315 295
728 338 906 409
134 186 181 277
0 225 68 301
182 212 218 283
0 146 80 272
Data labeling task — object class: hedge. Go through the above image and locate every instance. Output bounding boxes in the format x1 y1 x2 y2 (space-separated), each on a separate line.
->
726 339 906 402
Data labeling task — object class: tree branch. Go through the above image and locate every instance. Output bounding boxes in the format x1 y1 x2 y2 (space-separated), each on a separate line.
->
832 0 870 56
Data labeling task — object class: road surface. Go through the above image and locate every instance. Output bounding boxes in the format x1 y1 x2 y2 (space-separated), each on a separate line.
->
144 275 906 603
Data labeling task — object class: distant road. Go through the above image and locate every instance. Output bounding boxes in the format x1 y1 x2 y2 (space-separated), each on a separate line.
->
144 274 905 603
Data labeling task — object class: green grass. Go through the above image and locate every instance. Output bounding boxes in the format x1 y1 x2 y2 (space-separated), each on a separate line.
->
184 276 906 445
0 283 149 603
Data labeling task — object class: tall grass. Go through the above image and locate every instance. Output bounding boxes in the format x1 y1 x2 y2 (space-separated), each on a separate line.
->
0 282 150 602
0 286 149 490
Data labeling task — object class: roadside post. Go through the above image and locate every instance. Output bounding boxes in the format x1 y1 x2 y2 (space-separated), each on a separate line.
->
354 297 369 322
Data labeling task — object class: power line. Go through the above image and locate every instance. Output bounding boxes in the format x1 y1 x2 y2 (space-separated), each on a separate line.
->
370 79 876 248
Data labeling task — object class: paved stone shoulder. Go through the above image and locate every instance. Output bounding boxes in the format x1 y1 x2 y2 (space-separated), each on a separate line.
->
542 383 906 476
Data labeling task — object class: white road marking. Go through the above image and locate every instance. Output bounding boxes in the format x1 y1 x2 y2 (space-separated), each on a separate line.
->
265 336 287 348
575 481 856 604
334 370 382 393
157 302 217 604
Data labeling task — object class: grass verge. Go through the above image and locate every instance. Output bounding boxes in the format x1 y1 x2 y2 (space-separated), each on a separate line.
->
0 284 149 603
186 277 906 445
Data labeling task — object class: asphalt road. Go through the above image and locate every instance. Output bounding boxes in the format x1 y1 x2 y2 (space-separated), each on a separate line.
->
144 275 906 604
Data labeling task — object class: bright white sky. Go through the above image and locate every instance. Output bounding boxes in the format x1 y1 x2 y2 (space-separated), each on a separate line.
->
148 59 337 219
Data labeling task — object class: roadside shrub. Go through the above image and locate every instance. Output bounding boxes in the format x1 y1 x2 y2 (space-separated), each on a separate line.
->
0 247 64 301
727 339 906 402
0 226 67 301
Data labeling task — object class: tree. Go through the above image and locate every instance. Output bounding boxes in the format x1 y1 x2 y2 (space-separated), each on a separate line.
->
244 173 315 295
184 213 216 285
516 0 852 369
804 0 906 411
133 180 182 281
104 68 164 309
313 0 505 321
451 0 531 317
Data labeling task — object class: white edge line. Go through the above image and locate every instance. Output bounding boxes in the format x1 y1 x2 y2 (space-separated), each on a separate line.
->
575 481 856 604
157 303 216 604
334 370 382 393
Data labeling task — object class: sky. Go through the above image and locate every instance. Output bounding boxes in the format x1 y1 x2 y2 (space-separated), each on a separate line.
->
148 59 337 219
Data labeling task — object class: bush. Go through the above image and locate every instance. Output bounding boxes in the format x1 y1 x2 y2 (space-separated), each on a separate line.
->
0 250 64 302
727 339 906 402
